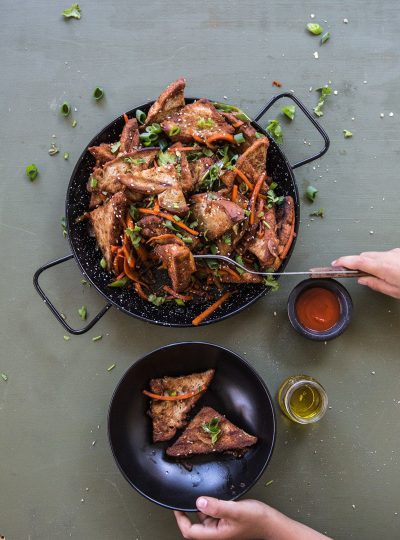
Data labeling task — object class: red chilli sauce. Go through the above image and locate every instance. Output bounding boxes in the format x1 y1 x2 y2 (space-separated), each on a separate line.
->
295 287 341 332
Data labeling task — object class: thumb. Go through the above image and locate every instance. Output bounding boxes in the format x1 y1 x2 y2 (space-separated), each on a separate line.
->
196 497 238 519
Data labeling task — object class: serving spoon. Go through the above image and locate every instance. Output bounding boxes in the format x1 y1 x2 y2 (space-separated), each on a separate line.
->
193 254 369 279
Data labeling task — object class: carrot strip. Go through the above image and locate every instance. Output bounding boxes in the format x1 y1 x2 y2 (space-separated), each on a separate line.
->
135 282 148 300
192 133 205 144
233 167 254 190
222 266 241 280
232 121 243 128
123 113 129 123
124 257 138 281
162 285 193 301
111 245 119 253
206 133 235 145
167 146 198 152
153 199 160 212
126 214 134 230
231 184 238 203
191 292 232 326
137 208 199 236
250 173 266 225
123 244 135 268
143 385 206 401
113 254 124 275
147 234 185 246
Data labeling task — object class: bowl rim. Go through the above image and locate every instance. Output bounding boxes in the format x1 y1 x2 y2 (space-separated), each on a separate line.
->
107 341 277 511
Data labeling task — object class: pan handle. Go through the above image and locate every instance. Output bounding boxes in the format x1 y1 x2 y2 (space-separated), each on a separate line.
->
254 92 330 169
33 254 112 335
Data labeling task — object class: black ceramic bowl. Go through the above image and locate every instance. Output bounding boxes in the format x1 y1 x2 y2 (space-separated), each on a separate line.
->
287 279 353 341
108 342 276 511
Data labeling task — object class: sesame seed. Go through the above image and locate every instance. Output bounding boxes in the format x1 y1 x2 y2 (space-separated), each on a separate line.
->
310 13 315 19
389 112 394 117
313 51 319 59
333 90 338 95
343 18 349 23
380 113 385 118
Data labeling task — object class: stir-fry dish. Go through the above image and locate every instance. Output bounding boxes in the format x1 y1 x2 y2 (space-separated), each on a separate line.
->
86 78 295 323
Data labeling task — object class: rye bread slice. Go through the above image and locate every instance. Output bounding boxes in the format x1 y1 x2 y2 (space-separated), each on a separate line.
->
166 406 257 457
148 369 214 443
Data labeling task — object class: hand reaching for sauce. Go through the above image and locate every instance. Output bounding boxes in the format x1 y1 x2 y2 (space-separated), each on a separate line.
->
332 248 400 299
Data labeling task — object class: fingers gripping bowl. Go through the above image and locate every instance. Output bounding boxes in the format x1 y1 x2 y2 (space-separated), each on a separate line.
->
34 80 329 332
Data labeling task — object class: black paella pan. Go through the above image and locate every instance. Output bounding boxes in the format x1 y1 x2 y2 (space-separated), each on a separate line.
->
33 92 329 333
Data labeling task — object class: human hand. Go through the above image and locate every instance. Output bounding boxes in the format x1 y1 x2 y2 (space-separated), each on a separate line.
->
332 248 400 299
174 496 331 540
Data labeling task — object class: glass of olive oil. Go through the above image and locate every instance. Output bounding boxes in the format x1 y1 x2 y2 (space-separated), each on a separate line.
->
278 375 328 424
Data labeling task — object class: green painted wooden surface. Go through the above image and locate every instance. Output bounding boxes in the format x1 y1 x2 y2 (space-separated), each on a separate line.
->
1 1 399 538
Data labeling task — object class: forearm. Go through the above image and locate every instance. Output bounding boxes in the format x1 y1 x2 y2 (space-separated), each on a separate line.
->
261 506 332 540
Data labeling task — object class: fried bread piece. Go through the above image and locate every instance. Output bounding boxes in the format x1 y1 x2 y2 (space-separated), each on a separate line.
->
145 78 186 125
148 370 215 442
234 138 269 184
89 192 128 270
154 243 196 292
120 117 140 153
166 406 257 457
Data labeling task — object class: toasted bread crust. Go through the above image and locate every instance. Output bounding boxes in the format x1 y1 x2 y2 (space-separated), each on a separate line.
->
166 406 257 457
145 78 186 125
148 370 215 442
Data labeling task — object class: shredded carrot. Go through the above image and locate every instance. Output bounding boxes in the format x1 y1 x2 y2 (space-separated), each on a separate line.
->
137 208 199 236
153 199 160 212
232 121 243 128
222 266 241 280
250 173 266 225
113 254 124 275
111 245 119 253
231 184 238 203
147 234 185 246
167 146 198 152
206 133 235 145
123 257 139 281
233 167 254 190
123 113 129 123
192 133 205 144
122 243 135 268
116 272 125 281
162 285 193 301
143 385 206 401
191 292 232 326
135 282 148 300
126 214 134 230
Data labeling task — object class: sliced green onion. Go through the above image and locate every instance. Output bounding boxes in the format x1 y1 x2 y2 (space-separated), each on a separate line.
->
147 123 162 134
306 185 318 202
92 335 102 342
148 294 165 306
234 133 245 144
1 373 8 381
90 176 98 189
72 120 77 128
307 22 324 35
212 102 251 122
107 364 116 371
62 3 81 19
197 117 215 129
78 306 87 320
255 131 265 139
136 109 147 124
26 164 39 181
100 257 107 269
320 32 330 44
60 102 71 117
210 244 218 255
281 105 295 121
63 152 69 160
108 276 129 287
111 141 121 154
343 129 353 138
93 87 104 101
266 119 283 144
175 299 185 306
63 335 70 341
168 125 181 137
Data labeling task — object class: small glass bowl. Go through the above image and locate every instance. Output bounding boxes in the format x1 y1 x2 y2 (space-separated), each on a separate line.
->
287 279 353 341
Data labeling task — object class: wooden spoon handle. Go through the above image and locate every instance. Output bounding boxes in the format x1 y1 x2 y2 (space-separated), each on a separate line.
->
309 266 370 279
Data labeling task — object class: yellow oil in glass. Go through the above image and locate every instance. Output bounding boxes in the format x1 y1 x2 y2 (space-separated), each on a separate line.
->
278 375 328 424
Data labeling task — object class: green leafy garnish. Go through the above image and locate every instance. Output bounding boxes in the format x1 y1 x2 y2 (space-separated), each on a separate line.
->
124 157 145 165
313 86 332 117
306 185 318 202
281 105 295 121
63 335 70 341
266 119 283 144
235 255 245 275
90 176 98 189
108 277 129 287
210 244 218 255
307 22 324 35
201 163 222 190
212 102 251 122
201 417 221 445
60 102 71 117
267 189 284 207
168 125 181 137
63 152 69 160
136 109 147 124
78 306 87 320
343 129 353 138
320 32 330 44
234 133 245 144
125 225 142 247
100 257 107 269
147 123 162 135
197 117 215 129
62 3 81 19
26 164 39 181
61 217 67 238
175 299 185 306
222 234 232 245
92 335 102 342
148 294 166 306
263 275 279 291
111 141 121 154
93 87 104 101
157 150 176 167
129 205 140 220
255 132 265 139
72 120 77 128
310 208 325 218
1 373 8 381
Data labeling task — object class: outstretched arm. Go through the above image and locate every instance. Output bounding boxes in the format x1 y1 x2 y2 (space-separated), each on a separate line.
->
332 248 400 299
174 497 331 540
